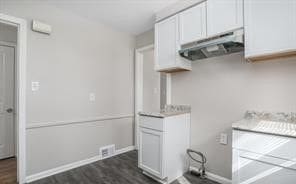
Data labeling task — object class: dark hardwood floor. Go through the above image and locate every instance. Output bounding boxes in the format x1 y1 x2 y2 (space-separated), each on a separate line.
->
0 157 17 184
31 151 219 184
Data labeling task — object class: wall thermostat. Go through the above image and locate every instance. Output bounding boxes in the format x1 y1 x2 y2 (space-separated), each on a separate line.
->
32 20 52 34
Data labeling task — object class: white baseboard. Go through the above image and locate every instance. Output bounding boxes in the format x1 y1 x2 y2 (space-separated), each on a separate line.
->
26 145 135 183
143 171 168 184
189 166 232 184
115 145 135 155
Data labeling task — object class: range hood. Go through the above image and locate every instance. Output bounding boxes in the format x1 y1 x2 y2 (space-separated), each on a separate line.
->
179 29 244 61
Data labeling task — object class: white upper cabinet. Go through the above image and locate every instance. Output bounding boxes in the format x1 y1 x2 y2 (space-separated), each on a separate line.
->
179 2 207 44
207 0 243 37
155 0 246 72
155 15 191 72
244 0 296 61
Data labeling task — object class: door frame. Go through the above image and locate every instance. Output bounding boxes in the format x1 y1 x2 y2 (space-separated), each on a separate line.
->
0 14 27 184
134 44 171 150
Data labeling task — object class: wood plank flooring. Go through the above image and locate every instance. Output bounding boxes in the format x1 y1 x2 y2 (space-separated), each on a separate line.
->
0 157 17 184
31 151 220 184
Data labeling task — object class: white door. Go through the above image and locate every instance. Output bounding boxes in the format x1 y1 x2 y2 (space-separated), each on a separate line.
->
207 0 243 37
0 45 15 160
139 127 164 179
179 1 207 44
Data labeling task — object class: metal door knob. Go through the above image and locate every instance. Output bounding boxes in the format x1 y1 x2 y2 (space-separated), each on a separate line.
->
6 108 13 113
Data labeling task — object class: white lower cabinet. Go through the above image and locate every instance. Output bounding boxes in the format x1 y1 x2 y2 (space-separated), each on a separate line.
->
233 130 296 184
138 114 190 183
139 127 164 179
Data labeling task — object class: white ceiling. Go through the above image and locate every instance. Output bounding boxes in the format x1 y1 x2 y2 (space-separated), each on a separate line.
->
45 0 180 35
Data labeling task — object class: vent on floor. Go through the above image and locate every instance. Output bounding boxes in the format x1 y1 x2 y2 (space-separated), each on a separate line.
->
100 144 115 159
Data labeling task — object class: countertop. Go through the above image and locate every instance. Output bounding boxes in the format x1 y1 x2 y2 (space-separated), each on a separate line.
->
138 105 191 118
233 111 296 138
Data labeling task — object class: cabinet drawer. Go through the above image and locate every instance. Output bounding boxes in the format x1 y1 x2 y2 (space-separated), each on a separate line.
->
233 130 296 161
139 116 164 131
233 150 296 184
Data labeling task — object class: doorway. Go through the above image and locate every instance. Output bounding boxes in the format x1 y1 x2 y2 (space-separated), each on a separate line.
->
0 22 17 184
135 45 170 149
0 13 27 184
142 48 160 112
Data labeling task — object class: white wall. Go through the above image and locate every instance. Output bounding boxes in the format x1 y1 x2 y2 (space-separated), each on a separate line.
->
142 49 160 112
135 29 154 49
0 22 17 43
0 1 135 176
171 53 296 179
155 0 203 21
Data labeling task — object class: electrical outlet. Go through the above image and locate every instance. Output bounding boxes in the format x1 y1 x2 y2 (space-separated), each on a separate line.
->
89 93 96 101
31 81 40 91
220 133 228 145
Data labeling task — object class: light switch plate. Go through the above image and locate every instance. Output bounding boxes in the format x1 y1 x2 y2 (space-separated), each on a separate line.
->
31 82 40 91
89 93 96 101
220 133 228 145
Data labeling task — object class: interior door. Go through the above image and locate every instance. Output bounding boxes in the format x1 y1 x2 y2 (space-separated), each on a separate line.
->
0 45 15 160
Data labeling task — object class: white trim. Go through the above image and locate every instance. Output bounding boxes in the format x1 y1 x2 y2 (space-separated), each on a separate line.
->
0 41 17 48
190 166 232 184
0 13 27 184
143 171 168 184
26 114 134 129
114 145 135 155
136 44 154 52
166 73 172 104
26 146 135 183
206 172 232 184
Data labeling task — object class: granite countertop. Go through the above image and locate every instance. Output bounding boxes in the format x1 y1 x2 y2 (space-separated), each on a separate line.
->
233 111 296 138
139 105 191 118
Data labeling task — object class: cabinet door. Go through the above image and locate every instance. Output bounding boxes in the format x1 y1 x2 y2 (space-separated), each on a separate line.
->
179 2 207 44
155 15 178 70
244 0 296 58
138 127 164 179
207 0 243 37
